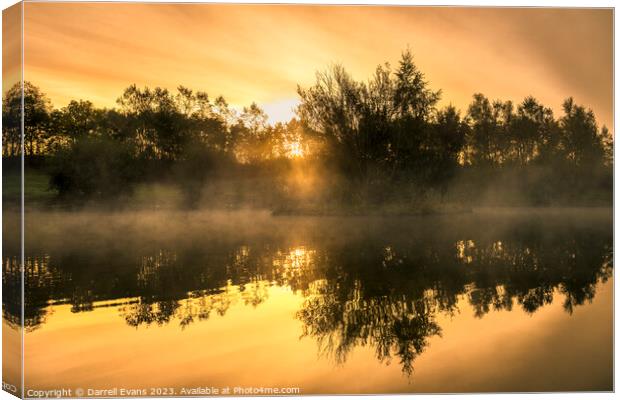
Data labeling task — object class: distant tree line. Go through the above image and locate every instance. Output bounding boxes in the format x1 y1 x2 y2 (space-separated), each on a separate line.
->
297 50 612 205
2 49 613 207
3 80 314 206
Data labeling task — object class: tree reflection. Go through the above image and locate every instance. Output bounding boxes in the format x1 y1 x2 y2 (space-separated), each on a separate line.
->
3 211 612 375
298 280 441 376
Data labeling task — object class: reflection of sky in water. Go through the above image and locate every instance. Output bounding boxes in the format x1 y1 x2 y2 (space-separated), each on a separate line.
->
2 209 613 392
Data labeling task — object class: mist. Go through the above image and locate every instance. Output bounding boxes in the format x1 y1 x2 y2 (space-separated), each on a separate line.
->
2 50 612 215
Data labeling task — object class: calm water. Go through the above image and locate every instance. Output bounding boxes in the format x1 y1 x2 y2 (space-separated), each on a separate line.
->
3 208 613 394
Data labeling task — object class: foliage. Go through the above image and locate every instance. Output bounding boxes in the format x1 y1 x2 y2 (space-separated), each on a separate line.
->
48 136 138 201
2 81 51 156
297 51 448 203
1 49 613 207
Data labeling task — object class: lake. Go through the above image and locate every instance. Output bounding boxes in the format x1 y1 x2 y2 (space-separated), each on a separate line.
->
2 208 613 394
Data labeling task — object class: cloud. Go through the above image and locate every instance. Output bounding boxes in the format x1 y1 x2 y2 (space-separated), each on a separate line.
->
22 4 612 129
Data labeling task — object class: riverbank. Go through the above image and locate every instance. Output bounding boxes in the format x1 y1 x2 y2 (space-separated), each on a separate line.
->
3 168 612 213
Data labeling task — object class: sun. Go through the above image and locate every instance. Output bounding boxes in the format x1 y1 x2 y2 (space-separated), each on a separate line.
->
286 141 304 158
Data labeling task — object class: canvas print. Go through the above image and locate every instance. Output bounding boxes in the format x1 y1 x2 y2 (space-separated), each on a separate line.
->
1 2 614 397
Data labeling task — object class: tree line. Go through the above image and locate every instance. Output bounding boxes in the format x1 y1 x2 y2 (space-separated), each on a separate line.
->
2 50 613 208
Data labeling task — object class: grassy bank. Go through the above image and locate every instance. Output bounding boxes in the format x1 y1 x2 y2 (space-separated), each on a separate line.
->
2 168 57 206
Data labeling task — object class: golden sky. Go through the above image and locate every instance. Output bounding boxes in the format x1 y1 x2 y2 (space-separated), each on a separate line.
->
21 3 613 128
3 2 21 94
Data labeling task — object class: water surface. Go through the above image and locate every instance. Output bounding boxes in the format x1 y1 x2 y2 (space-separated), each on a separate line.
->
3 208 613 394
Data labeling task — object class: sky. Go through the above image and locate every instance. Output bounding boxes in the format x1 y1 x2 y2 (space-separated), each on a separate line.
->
18 3 613 129
3 2 21 94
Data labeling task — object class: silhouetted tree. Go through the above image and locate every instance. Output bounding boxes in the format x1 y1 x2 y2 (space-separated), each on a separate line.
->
430 106 467 199
48 136 138 201
559 97 607 168
297 50 451 204
2 81 51 157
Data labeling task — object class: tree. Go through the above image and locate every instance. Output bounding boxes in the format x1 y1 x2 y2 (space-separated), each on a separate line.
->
430 106 467 199
559 97 607 168
47 100 105 151
393 49 440 120
465 94 499 165
2 83 21 157
297 64 368 192
237 103 272 162
599 126 613 166
391 50 441 184
2 81 51 157
297 50 447 203
510 97 543 165
116 85 184 160
48 136 138 201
